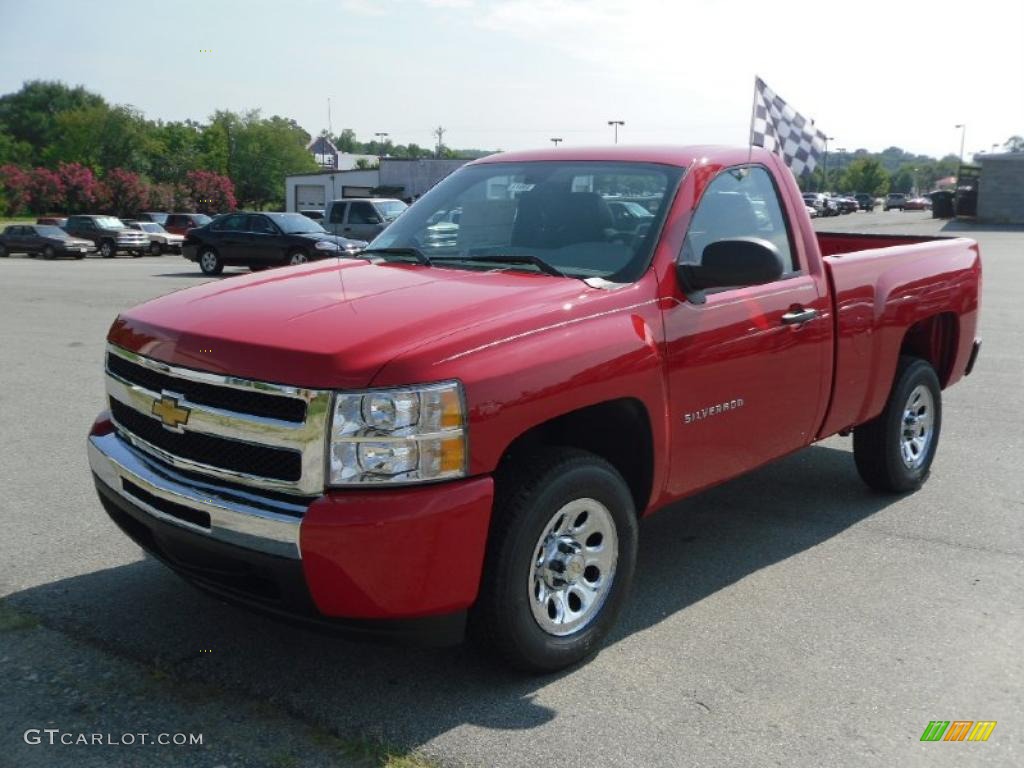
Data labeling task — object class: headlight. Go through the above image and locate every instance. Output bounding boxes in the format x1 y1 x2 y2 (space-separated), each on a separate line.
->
328 381 466 485
315 240 340 251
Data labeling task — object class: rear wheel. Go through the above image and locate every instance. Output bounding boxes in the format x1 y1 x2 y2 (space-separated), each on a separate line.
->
198 248 223 275
854 356 942 493
43 245 56 260
472 448 638 672
0 243 9 257
99 240 115 258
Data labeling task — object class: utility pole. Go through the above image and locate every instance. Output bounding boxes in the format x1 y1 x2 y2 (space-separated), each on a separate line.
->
822 136 835 193
433 126 446 158
954 124 967 216
327 97 333 168
550 138 562 147
608 120 625 144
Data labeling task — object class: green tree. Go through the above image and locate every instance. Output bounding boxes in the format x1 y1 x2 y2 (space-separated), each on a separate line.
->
227 111 318 209
0 80 106 165
45 104 152 175
0 129 31 166
1005 135 1023 152
841 158 890 196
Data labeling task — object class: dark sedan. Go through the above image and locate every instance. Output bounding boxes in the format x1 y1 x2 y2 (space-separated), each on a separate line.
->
0 224 95 259
182 211 367 275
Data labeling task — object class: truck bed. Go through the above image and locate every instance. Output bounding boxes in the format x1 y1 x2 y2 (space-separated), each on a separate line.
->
817 233 981 438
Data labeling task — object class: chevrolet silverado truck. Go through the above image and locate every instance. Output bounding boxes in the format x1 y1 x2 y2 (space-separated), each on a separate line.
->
88 146 981 672
64 214 149 258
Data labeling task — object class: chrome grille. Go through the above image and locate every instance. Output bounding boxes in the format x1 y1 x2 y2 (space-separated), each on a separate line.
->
105 344 332 496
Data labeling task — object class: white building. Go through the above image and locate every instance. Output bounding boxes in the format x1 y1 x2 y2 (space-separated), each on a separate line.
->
284 158 470 212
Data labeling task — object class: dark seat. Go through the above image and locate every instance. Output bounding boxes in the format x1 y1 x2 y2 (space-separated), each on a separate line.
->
512 190 614 249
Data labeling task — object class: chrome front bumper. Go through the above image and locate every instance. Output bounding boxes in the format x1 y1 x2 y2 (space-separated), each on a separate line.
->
89 432 307 559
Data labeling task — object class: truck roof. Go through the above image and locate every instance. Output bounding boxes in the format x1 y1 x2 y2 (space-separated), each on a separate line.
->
471 145 778 168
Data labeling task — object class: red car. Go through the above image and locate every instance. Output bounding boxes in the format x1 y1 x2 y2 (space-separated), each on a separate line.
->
904 196 932 211
88 145 981 671
163 212 212 235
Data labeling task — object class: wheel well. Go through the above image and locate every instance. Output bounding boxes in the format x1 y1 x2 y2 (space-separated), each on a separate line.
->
497 398 654 515
899 312 959 387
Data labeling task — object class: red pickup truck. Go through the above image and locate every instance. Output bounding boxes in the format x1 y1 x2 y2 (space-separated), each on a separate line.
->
88 146 981 672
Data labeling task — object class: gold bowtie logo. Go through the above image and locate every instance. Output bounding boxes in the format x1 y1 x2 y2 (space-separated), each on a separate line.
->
152 394 190 429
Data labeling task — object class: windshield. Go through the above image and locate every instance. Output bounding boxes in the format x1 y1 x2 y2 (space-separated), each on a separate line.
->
375 200 408 220
274 213 327 234
95 216 125 228
370 161 683 281
36 226 68 238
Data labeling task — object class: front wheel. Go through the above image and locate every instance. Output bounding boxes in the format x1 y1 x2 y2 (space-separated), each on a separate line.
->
198 248 223 275
149 242 162 256
854 356 942 493
0 243 7 257
99 240 115 258
287 250 309 266
43 245 56 260
472 448 638 672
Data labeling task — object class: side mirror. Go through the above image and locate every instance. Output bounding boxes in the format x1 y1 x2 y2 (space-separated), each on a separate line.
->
366 216 382 225
679 237 784 294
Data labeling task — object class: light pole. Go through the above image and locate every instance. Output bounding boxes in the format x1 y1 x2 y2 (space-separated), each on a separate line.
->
374 132 389 164
955 124 967 168
550 138 563 147
822 136 835 193
608 120 625 144
954 124 967 215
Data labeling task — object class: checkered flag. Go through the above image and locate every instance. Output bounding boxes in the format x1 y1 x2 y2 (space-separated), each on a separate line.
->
750 77 827 177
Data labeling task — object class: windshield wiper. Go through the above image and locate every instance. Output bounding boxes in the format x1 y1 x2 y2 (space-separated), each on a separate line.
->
434 253 565 277
360 246 432 266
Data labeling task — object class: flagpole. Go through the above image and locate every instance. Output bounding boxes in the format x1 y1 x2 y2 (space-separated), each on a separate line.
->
747 76 758 165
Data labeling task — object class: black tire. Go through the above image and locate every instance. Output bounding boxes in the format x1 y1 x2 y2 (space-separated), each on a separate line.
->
854 356 942 493
0 243 9 257
286 249 309 266
99 240 116 258
149 241 162 256
198 247 223 275
471 448 638 673
43 245 56 260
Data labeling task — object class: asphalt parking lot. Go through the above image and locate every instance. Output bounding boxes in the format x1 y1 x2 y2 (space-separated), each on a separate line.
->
1 210 1021 768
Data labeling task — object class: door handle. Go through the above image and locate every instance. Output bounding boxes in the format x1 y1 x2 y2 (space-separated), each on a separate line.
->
781 307 819 325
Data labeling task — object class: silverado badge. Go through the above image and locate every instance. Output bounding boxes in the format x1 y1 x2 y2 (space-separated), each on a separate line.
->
152 393 190 429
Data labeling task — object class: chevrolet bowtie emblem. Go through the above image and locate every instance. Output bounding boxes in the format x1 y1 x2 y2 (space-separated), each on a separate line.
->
152 394 190 429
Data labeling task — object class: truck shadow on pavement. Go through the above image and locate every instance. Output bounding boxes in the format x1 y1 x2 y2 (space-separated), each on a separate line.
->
7 442 900 749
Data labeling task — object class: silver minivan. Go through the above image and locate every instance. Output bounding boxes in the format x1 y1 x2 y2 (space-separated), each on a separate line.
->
323 198 408 241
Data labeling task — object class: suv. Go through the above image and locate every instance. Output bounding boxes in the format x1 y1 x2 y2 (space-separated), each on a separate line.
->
182 211 366 274
323 198 407 241
63 215 149 258
884 193 907 211
164 213 213 235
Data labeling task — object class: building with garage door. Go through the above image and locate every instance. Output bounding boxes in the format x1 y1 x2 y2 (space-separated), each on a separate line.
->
285 158 470 212
976 152 1024 224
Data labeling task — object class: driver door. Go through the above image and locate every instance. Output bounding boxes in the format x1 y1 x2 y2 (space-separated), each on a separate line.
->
662 165 831 497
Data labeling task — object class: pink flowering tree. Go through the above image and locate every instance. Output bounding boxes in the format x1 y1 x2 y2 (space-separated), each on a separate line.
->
104 168 149 218
185 170 236 214
147 182 175 212
26 168 66 215
57 162 100 214
0 164 30 215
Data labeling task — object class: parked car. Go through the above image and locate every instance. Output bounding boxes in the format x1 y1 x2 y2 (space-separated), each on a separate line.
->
63 214 149 257
803 193 839 217
0 224 95 259
182 211 367 275
854 193 876 212
904 196 932 211
164 213 213 235
606 199 655 234
805 204 818 219
323 198 407 241
135 212 170 225
299 209 325 221
36 216 68 227
831 195 859 214
127 221 185 255
90 145 982 672
884 193 908 211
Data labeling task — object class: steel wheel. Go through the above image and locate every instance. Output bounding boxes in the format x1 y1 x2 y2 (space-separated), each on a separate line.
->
99 240 115 258
900 384 934 469
528 497 618 637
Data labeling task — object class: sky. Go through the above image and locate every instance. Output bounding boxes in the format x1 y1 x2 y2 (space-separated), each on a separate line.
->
1 0 1021 160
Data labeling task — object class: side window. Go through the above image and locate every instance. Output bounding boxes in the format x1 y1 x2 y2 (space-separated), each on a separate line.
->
249 215 276 234
681 166 796 273
329 203 348 224
213 214 247 232
348 202 377 225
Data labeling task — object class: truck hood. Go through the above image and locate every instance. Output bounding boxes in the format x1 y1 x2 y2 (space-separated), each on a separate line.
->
109 259 594 389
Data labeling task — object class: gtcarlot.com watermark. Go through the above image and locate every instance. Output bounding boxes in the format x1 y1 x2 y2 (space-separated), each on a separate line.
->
24 728 203 747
